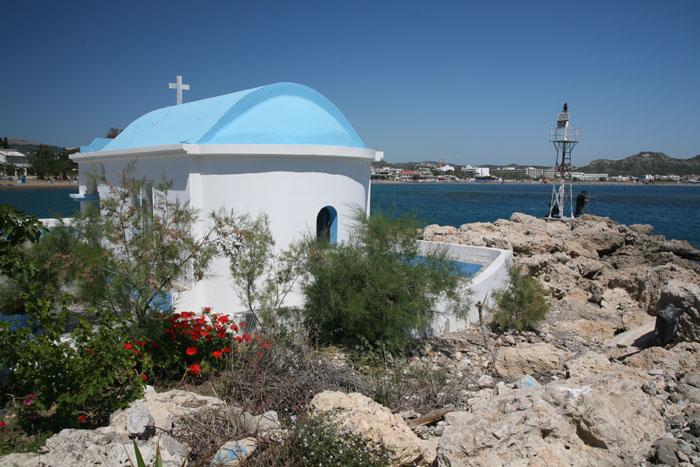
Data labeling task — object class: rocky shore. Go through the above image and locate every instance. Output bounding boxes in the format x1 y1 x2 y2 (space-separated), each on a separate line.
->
3 213 699 466
421 213 700 465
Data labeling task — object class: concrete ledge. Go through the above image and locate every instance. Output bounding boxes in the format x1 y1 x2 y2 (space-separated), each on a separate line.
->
417 240 513 336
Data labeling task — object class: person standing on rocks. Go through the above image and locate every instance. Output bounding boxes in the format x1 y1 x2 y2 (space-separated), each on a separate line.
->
575 190 589 217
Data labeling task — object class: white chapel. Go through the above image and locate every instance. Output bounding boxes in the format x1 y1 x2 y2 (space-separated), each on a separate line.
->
71 82 383 313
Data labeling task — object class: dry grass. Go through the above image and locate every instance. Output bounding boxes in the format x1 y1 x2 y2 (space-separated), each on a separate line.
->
215 331 368 415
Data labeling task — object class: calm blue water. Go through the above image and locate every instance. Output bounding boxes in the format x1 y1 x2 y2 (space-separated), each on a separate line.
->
0 188 79 218
2 184 699 249
371 183 700 249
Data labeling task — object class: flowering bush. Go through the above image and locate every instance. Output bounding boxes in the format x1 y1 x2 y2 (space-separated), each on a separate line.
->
0 296 149 430
141 307 268 382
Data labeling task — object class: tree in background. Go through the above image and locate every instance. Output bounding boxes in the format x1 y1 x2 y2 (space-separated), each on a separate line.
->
27 145 77 179
105 128 122 138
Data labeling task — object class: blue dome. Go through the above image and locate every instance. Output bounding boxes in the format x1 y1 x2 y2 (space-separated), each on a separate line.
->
97 82 366 151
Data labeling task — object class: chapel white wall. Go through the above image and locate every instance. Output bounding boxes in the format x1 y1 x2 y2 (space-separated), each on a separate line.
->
75 151 371 315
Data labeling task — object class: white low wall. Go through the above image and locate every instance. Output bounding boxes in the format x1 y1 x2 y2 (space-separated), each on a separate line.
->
417 240 512 335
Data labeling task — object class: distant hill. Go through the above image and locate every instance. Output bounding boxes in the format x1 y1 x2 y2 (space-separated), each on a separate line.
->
6 137 66 155
577 152 700 177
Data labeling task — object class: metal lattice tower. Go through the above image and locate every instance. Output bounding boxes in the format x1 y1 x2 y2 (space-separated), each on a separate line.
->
547 103 580 218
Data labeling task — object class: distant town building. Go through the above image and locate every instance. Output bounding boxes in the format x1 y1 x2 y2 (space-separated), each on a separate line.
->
0 149 30 174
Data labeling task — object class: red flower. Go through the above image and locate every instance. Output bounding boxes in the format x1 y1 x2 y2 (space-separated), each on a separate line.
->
240 322 246 328
0 421 5 428
133 350 139 355
122 343 133 350
212 350 222 359
141 374 147 381
217 315 229 324
189 364 200 375
186 346 197 356
264 341 270 350
78 415 86 423
231 324 239 332
235 336 243 343
203 307 211 312
221 347 231 353
217 332 227 338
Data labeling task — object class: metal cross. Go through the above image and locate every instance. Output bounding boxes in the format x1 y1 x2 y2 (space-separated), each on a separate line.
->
168 75 190 105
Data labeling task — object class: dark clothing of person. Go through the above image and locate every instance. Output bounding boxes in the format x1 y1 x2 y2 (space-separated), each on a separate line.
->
575 192 589 217
548 203 560 218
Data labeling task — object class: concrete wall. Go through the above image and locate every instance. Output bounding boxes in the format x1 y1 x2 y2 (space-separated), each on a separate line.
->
417 240 513 335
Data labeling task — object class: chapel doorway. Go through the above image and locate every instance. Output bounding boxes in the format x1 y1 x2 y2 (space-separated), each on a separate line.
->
316 206 337 243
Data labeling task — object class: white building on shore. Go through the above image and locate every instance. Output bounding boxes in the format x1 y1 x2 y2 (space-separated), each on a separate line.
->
71 82 383 313
0 149 30 175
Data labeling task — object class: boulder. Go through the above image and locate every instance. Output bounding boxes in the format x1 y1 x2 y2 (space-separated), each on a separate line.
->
556 319 616 344
437 373 665 467
628 223 654 236
126 399 155 440
310 391 433 465
653 280 700 343
494 343 567 381
571 218 626 256
0 387 231 467
0 430 187 467
109 386 227 434
424 224 458 238
623 342 700 378
240 410 280 434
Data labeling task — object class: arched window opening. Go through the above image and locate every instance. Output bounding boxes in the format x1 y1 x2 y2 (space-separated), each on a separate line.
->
316 206 337 244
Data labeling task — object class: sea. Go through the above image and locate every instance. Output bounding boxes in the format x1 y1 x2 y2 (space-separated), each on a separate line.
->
1 183 699 249
370 183 700 249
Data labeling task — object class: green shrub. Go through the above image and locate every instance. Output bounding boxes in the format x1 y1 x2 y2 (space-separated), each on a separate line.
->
0 167 245 330
0 204 41 282
490 265 550 331
0 296 149 430
249 411 391 467
300 209 469 353
228 214 303 330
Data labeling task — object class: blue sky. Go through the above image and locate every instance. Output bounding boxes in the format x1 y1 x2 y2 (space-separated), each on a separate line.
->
1 0 698 166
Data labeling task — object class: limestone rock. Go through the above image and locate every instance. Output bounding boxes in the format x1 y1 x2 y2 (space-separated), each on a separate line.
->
654 279 700 343
126 399 155 440
623 342 700 378
240 410 280 434
1 388 232 467
437 373 665 466
424 224 457 238
109 386 227 434
1 430 187 467
310 391 433 465
494 343 567 381
629 223 654 236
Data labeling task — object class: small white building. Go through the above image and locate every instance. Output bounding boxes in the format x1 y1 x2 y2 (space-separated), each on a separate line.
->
71 82 383 313
435 164 455 173
0 149 30 174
